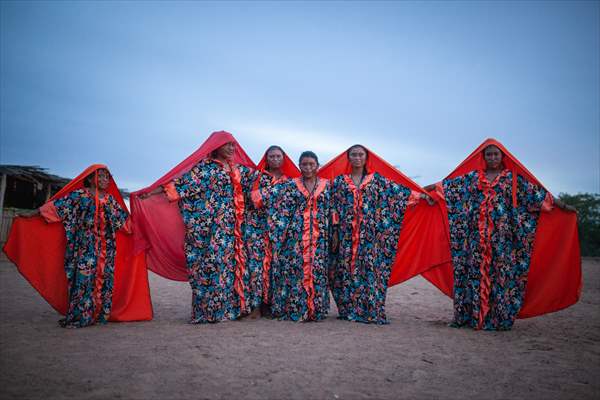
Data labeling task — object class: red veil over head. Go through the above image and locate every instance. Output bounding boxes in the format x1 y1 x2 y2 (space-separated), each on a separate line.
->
130 130 256 281
422 138 582 318
2 164 153 321
256 146 301 178
318 145 451 286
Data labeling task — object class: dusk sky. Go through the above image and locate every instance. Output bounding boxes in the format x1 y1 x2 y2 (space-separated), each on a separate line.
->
1 1 598 196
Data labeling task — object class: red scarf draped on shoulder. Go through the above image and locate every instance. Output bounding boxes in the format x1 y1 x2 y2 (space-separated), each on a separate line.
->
130 130 256 281
318 146 451 286
422 138 582 318
2 164 153 321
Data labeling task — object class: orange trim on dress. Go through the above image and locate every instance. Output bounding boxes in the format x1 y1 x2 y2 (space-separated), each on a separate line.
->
293 177 328 319
163 182 180 202
331 211 339 225
262 238 273 304
92 195 109 322
251 171 288 209
407 190 421 207
476 169 509 329
40 201 61 223
229 164 248 313
342 173 375 276
541 192 554 213
121 218 132 234
257 173 288 304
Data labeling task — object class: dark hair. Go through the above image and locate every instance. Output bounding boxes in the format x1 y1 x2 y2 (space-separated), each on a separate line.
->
266 145 284 155
346 144 369 159
346 144 369 176
299 150 319 166
83 174 94 188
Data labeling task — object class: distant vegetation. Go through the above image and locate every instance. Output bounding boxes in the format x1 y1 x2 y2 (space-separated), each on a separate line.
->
560 193 600 257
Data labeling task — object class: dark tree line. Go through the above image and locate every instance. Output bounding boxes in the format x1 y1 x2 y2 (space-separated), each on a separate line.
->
560 193 600 257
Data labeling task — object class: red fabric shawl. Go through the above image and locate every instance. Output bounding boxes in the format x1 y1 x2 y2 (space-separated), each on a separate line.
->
130 130 256 281
2 164 153 321
422 138 582 318
256 148 301 178
318 146 451 286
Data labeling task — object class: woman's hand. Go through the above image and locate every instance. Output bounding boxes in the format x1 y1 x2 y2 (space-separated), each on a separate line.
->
139 186 164 199
17 209 40 218
554 197 577 213
420 193 435 206
564 204 577 213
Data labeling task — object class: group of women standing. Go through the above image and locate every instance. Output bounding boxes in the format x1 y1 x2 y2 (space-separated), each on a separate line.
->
3 130 581 331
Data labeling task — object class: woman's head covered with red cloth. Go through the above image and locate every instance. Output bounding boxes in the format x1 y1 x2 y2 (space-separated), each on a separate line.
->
50 164 127 210
129 130 256 281
443 138 547 208
133 130 256 196
447 138 544 189
256 145 301 178
318 144 423 193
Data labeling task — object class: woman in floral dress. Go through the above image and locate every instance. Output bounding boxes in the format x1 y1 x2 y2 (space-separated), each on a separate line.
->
247 146 300 315
144 132 258 323
267 151 333 321
25 166 131 328
330 144 433 324
427 142 576 330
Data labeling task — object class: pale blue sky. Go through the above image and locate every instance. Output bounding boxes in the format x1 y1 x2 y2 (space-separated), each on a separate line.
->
1 1 598 194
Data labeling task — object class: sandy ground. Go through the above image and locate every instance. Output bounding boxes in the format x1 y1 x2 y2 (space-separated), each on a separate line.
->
0 256 598 400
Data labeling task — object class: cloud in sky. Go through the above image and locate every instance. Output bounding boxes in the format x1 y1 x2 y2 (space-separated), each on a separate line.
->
1 1 598 194
231 121 459 185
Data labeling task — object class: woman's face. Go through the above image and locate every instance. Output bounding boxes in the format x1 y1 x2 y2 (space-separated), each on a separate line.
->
299 157 318 179
94 169 110 190
216 142 236 161
266 149 284 170
484 145 503 170
348 146 367 169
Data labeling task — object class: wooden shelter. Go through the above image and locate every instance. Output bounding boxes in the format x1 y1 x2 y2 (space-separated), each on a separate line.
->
0 165 70 243
0 165 70 209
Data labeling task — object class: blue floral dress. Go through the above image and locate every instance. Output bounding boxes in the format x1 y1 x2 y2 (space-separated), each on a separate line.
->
442 170 548 330
331 173 412 324
267 178 333 321
49 189 128 328
169 158 257 323
246 172 289 308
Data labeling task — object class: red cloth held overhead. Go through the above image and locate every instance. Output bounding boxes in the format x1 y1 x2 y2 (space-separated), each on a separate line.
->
318 146 451 286
2 164 153 321
130 131 256 281
422 138 582 318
